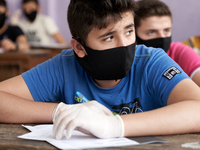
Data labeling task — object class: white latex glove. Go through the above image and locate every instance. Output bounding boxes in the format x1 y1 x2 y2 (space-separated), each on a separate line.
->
52 101 124 140
10 9 22 25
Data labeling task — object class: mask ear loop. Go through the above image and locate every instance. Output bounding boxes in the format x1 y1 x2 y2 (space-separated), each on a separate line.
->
72 37 82 44
72 37 89 57
72 37 89 51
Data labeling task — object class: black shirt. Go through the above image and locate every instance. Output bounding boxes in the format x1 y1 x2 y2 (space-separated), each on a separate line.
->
0 25 24 42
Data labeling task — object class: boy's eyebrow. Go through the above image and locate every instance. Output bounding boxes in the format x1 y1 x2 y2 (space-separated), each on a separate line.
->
98 23 135 39
125 23 135 29
98 31 116 39
145 27 171 32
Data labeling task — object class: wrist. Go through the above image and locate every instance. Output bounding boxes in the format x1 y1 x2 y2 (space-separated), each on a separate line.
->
99 115 124 138
52 102 65 123
115 115 124 137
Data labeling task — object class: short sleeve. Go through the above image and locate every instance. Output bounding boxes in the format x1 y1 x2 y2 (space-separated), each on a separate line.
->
9 26 24 42
22 53 64 102
43 16 59 35
168 42 200 77
147 48 189 106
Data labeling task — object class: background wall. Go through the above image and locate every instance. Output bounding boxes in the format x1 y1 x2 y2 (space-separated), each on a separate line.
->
161 0 200 42
6 0 200 43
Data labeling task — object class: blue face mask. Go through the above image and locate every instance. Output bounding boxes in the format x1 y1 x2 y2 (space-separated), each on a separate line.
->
136 35 171 53
74 38 136 80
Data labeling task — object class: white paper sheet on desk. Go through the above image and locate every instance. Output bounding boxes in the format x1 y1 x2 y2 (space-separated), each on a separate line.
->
18 124 167 150
0 48 3 53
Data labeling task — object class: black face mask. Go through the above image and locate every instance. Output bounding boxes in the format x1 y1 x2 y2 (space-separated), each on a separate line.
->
74 38 136 80
0 13 6 28
24 10 37 22
136 35 171 53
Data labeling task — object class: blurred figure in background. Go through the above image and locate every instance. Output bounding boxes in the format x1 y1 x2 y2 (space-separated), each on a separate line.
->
135 0 200 87
11 0 66 45
0 0 29 52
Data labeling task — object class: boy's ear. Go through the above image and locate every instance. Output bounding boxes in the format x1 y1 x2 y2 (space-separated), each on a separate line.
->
70 38 87 58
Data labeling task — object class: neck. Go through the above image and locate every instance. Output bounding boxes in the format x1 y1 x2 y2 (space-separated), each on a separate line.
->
94 79 121 89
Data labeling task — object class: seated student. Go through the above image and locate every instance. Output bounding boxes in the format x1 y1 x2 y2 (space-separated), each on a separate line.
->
11 0 66 45
1 0 200 140
135 0 200 87
0 0 29 52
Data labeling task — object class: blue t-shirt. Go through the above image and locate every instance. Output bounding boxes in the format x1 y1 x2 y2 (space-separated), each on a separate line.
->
22 45 189 115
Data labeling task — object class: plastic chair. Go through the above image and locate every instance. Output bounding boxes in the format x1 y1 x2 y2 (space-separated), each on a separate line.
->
182 35 200 55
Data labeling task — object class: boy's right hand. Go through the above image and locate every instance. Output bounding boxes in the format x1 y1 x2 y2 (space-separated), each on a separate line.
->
52 101 124 139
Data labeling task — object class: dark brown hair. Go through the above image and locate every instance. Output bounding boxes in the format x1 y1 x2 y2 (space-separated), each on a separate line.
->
0 0 7 9
22 0 39 5
135 0 171 29
67 0 138 45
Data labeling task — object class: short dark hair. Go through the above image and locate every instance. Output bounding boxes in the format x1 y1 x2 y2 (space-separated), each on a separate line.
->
135 0 172 29
0 0 7 9
67 0 138 45
22 0 39 5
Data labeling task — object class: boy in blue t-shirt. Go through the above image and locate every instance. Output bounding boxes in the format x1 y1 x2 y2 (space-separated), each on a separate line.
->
1 0 200 140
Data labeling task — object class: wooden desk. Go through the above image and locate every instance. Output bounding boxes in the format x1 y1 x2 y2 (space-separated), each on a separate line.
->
1 123 200 150
30 43 72 58
0 50 51 82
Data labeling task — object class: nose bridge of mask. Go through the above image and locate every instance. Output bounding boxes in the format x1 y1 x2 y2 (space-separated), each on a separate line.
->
136 35 171 52
74 41 136 80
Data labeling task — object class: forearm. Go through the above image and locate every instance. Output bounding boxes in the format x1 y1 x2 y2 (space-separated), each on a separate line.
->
18 42 30 51
0 91 57 123
191 70 200 87
16 35 30 51
121 100 200 137
53 32 66 44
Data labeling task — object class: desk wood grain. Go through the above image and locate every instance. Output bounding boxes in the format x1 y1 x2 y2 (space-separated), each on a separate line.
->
0 124 56 150
1 123 200 150
31 44 72 58
0 50 51 82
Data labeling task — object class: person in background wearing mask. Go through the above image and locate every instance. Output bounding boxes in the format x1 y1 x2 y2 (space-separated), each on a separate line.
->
0 0 29 52
11 0 66 45
135 0 200 87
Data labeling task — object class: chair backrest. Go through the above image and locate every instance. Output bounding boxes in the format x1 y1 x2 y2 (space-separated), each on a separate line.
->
189 35 200 49
182 40 191 47
182 35 200 56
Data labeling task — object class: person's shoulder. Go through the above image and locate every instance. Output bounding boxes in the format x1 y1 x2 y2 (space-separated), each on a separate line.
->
60 48 76 59
169 41 195 53
38 14 53 21
170 42 191 50
135 44 164 58
7 25 22 32
8 25 21 29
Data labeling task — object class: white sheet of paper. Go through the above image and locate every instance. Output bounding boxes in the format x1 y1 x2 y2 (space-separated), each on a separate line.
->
18 124 165 150
0 48 3 53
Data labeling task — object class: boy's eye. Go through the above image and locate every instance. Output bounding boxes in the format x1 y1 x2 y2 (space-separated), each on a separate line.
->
103 36 113 41
148 31 154 35
126 30 133 35
164 29 170 34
